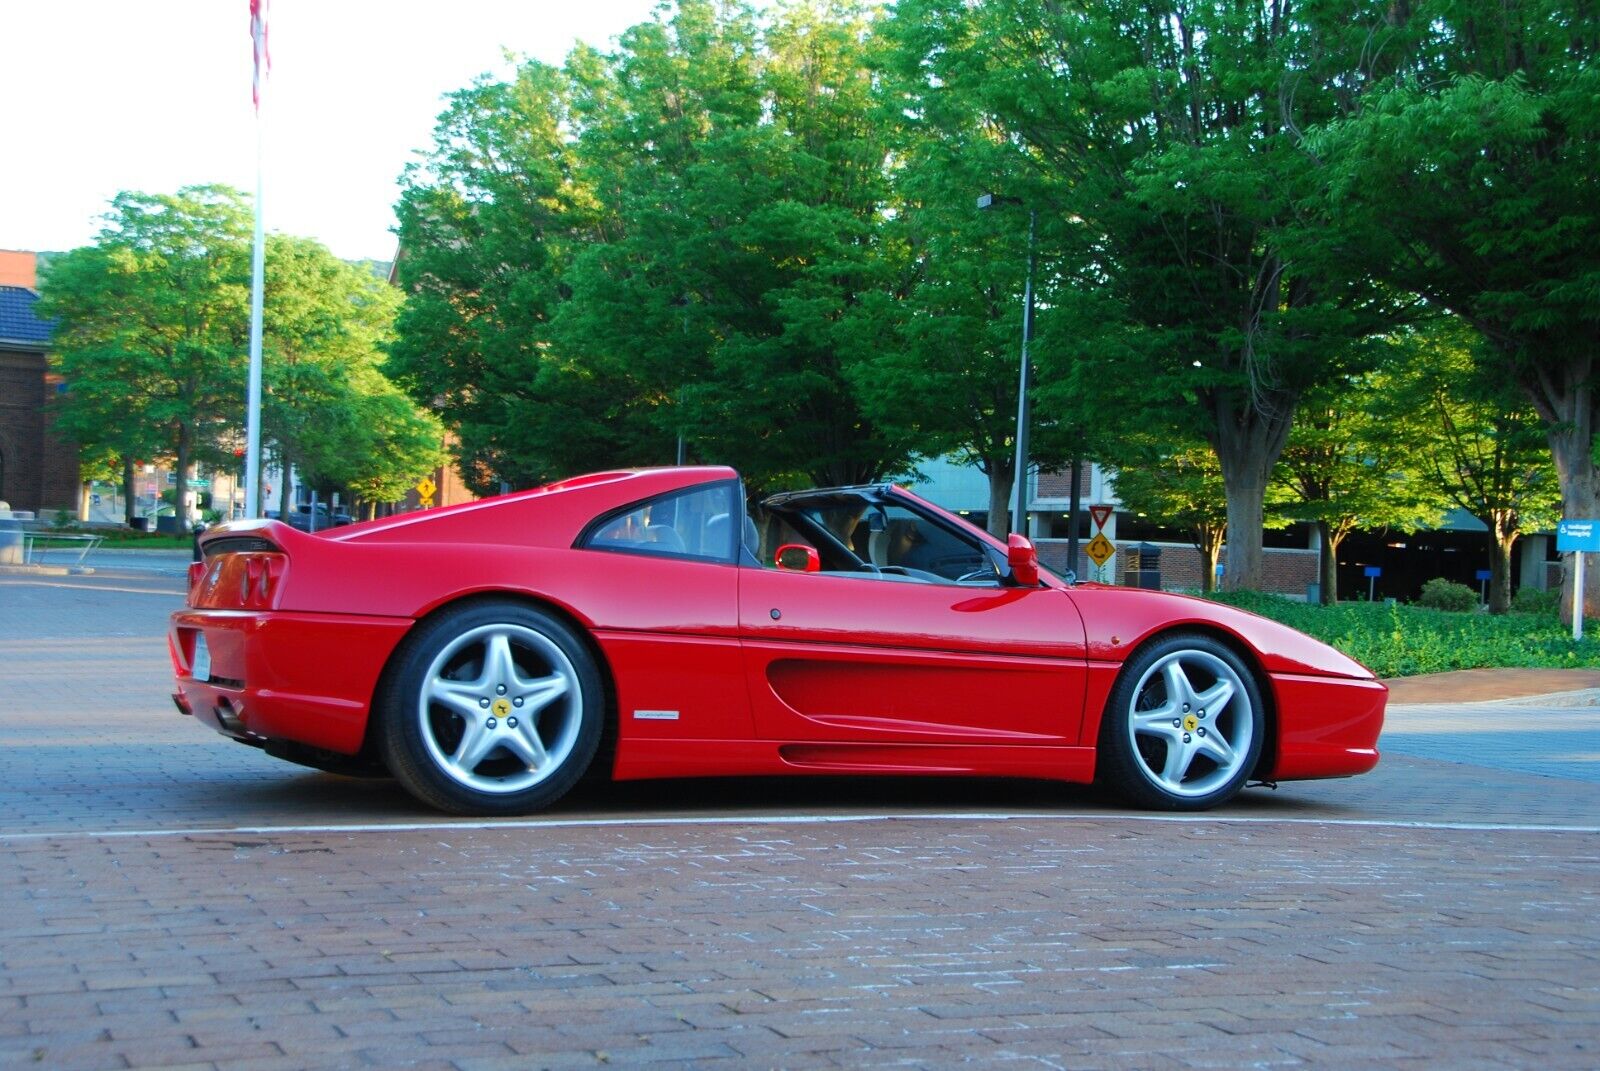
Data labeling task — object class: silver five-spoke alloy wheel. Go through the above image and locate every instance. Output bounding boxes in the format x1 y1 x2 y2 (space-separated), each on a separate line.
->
379 601 603 815
418 623 582 794
1098 633 1265 810
1126 649 1252 798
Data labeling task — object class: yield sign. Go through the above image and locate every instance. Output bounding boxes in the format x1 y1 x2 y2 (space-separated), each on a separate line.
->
1089 505 1113 531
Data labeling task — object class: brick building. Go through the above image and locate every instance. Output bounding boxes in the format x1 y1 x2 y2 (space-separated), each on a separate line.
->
0 250 78 515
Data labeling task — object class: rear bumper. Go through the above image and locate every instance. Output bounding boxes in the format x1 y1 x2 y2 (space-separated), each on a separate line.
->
169 609 412 755
1267 673 1387 780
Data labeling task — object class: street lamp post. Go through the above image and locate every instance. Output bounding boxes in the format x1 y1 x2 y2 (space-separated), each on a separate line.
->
977 193 1038 548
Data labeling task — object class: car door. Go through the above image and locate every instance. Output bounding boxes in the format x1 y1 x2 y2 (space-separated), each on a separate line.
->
574 481 752 744
738 499 1089 747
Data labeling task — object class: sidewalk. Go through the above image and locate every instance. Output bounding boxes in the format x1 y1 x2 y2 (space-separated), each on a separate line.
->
1384 667 1600 704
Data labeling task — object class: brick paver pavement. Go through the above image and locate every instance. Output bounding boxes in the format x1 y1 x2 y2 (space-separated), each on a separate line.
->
3 570 1598 1068
2 819 1596 1070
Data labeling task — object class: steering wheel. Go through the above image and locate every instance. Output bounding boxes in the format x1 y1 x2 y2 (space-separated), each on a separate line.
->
955 567 995 584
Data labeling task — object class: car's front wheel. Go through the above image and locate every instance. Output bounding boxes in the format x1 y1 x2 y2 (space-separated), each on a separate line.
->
1097 633 1265 810
378 600 604 815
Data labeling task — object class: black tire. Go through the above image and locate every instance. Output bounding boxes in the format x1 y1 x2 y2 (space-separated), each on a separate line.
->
377 600 604 815
1096 632 1265 811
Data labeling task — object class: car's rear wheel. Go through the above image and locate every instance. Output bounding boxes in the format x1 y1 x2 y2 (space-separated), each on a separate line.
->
378 600 603 815
1097 633 1264 810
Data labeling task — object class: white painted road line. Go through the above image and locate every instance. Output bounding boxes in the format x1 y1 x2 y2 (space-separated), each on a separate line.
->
3 810 1597 843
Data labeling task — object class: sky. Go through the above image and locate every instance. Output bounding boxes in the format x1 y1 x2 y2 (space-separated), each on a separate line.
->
0 1 690 263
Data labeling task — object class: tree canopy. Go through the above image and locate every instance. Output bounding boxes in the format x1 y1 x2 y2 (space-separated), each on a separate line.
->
42 186 439 526
1310 0 1600 618
382 0 1590 603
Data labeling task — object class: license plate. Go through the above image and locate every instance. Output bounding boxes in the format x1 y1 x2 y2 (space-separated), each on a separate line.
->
192 634 211 682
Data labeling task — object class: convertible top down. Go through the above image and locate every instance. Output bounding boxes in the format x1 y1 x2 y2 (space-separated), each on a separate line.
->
170 466 1385 814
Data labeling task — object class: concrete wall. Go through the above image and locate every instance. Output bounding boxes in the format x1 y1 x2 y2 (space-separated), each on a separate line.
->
1036 536 1320 596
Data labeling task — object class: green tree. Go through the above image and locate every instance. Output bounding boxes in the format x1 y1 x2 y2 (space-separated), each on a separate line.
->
885 0 1403 591
40 186 252 533
1107 437 1229 593
394 1 916 493
1383 324 1562 614
390 56 628 492
1311 0 1600 620
300 364 445 518
854 39 1089 537
558 0 912 490
260 235 437 517
1273 375 1439 605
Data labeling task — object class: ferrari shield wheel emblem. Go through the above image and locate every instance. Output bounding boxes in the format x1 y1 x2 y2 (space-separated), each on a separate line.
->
492 697 512 718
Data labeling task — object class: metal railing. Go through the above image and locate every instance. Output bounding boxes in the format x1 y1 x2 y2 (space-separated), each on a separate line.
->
22 533 105 567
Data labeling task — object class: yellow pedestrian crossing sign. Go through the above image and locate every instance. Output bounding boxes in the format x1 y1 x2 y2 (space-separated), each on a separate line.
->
416 476 437 507
1085 532 1116 568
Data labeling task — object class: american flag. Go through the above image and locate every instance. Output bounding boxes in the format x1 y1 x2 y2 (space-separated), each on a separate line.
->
250 0 270 114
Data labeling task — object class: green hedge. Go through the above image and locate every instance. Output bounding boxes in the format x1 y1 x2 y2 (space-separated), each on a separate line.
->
1209 591 1600 678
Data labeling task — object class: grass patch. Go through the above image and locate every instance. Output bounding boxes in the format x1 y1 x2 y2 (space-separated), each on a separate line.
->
95 534 194 549
39 528 196 550
1209 591 1600 678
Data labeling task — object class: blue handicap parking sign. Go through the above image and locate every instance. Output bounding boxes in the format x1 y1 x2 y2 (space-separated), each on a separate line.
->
1557 519 1600 553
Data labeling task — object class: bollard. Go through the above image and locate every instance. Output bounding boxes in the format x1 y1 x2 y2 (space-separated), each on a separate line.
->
0 517 21 566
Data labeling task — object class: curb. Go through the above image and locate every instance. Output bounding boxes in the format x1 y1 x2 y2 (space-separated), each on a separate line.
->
0 563 94 577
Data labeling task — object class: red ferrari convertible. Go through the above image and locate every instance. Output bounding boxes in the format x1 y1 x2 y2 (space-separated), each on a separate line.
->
170 466 1384 814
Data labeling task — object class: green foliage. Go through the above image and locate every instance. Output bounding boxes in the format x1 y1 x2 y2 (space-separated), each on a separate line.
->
1418 578 1478 613
883 0 1407 590
261 235 441 512
1211 591 1600 678
40 186 253 532
395 1 912 493
1273 368 1442 603
42 186 438 519
1511 586 1561 617
1309 0 1600 617
1377 320 1561 611
1275 374 1439 539
1105 434 1229 592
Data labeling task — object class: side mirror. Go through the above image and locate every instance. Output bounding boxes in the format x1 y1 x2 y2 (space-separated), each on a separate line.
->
1006 533 1040 587
775 543 821 573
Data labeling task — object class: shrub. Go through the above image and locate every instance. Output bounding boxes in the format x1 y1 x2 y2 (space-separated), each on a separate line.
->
1208 589 1600 677
1417 577 1477 612
1511 586 1560 616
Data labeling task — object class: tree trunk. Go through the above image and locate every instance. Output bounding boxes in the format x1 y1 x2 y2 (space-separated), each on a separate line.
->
1542 415 1600 625
1218 462 1268 591
122 457 136 527
1208 390 1295 592
174 423 191 537
1317 520 1339 605
985 455 1015 539
278 457 294 521
78 482 92 523
1193 523 1226 593
1489 529 1515 614
1521 363 1599 625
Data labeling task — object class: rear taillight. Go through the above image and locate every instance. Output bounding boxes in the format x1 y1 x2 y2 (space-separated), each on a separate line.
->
240 554 282 608
191 551 286 609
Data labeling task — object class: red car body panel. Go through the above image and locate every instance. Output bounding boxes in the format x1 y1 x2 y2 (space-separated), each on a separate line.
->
169 467 1385 794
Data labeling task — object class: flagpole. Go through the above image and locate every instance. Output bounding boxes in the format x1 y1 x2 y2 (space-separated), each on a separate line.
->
245 115 265 517
244 1 268 518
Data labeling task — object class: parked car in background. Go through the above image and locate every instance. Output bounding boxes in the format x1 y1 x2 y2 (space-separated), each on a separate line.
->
265 504 353 532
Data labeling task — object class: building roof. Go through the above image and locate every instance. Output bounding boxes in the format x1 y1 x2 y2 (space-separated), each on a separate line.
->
0 285 54 348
